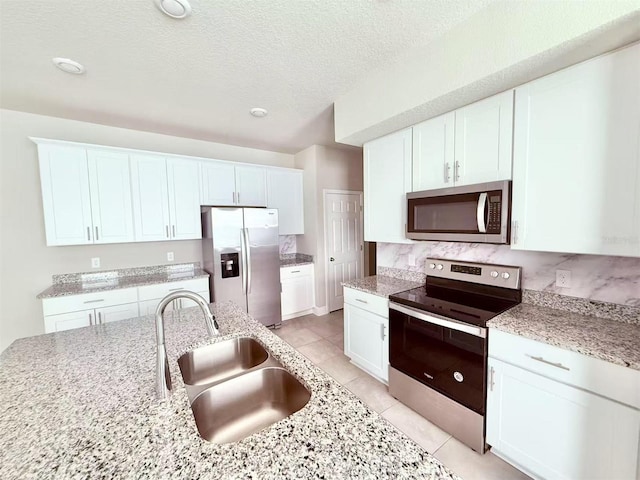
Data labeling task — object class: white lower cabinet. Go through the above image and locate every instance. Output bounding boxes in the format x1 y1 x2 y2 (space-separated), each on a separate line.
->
487 330 640 480
44 309 93 333
343 288 389 382
280 265 314 320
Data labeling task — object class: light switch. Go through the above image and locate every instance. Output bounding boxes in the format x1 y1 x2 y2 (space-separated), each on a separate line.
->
167 252 174 261
91 257 100 268
407 254 416 267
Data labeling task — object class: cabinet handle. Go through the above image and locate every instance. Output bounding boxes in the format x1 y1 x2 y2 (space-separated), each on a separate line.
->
83 299 104 304
380 324 386 340
355 298 368 304
489 366 495 391
87 226 91 241
232 192 236 203
98 312 102 325
89 313 93 326
444 162 451 183
454 161 461 181
95 226 99 241
169 287 182 291
512 220 519 245
527 354 570 371
291 270 300 273
166 225 169 238
237 192 240 204
172 225 176 237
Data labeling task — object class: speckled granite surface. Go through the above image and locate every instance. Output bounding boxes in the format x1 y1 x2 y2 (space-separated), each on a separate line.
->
377 266 427 284
0 303 459 479
342 275 424 299
37 263 209 299
489 303 640 370
280 253 314 267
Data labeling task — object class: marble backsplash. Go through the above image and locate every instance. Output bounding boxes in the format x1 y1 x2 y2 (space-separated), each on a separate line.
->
377 242 640 306
279 235 297 255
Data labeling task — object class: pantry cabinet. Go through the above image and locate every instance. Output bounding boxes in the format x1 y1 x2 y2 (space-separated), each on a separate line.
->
487 329 640 480
511 42 640 257
201 161 267 207
343 287 389 382
267 169 304 235
38 143 134 246
363 128 412 244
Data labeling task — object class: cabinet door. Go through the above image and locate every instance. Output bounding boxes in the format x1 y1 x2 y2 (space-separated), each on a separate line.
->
412 112 455 191
487 358 639 480
167 158 202 240
201 161 236 206
512 43 640 257
38 144 93 246
363 128 413 243
235 165 267 207
454 90 513 186
267 169 304 235
44 310 92 333
344 303 387 381
281 276 313 316
130 154 171 242
95 303 140 324
87 149 135 244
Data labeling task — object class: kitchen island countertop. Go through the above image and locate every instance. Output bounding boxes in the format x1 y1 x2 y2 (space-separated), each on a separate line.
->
0 302 459 479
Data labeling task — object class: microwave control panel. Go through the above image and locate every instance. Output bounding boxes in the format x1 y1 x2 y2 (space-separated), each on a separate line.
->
487 194 502 232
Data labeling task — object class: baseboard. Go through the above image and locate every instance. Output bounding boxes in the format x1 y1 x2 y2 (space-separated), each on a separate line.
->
313 305 329 316
281 309 314 321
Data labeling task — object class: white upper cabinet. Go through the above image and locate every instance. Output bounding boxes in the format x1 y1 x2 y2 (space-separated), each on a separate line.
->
266 168 304 235
167 158 202 240
412 112 455 191
453 90 514 186
86 149 135 244
364 128 413 243
130 153 171 242
201 161 267 207
511 43 640 257
132 155 201 241
38 143 134 246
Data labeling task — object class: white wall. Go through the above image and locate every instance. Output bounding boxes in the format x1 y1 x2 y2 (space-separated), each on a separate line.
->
0 109 294 352
295 145 363 311
334 1 640 146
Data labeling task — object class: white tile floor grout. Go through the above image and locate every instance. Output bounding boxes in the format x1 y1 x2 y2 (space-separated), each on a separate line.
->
275 310 531 480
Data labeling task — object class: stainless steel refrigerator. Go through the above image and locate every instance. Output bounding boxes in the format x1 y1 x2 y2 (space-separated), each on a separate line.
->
201 207 282 327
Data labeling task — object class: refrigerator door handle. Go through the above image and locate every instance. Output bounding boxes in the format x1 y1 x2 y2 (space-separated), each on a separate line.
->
240 229 248 293
244 228 252 294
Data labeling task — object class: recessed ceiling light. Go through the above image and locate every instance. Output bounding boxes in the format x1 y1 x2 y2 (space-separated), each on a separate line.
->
250 108 268 118
52 58 85 75
154 0 191 19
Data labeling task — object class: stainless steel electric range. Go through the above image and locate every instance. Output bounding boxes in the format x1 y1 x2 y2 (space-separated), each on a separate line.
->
388 258 522 453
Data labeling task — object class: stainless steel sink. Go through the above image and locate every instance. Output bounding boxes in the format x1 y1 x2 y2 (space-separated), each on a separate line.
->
178 337 268 390
189 367 311 444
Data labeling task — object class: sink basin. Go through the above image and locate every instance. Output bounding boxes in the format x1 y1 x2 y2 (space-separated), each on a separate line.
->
178 337 268 389
190 367 311 443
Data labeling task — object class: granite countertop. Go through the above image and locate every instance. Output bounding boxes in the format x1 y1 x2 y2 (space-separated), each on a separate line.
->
488 302 640 371
342 275 424 299
280 253 314 267
37 264 209 299
0 303 458 479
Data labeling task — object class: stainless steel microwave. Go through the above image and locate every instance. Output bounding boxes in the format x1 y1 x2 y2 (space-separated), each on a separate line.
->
406 180 511 244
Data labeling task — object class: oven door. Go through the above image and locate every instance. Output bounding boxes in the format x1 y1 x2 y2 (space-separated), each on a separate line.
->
389 302 487 415
406 180 510 244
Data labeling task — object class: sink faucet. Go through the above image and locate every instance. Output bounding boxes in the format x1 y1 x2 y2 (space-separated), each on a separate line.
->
155 290 219 401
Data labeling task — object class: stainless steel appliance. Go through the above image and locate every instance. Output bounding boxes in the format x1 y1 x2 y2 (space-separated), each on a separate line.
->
201 207 282 328
388 258 521 453
406 180 511 243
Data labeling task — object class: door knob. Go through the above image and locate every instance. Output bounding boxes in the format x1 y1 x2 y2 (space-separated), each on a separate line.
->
330 257 335 262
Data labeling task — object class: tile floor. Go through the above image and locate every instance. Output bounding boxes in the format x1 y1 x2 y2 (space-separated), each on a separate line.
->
274 310 531 480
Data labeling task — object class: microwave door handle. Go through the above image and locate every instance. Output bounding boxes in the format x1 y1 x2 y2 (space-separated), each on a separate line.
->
477 192 488 233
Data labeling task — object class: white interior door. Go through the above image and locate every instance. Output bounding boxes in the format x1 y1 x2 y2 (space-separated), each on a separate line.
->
325 191 363 312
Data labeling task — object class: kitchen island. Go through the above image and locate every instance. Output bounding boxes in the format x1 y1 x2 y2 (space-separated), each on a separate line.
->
0 302 459 479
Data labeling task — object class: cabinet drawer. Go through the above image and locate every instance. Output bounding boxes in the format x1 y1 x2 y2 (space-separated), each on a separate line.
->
42 287 138 316
344 287 388 318
489 329 640 409
138 278 209 301
280 264 313 280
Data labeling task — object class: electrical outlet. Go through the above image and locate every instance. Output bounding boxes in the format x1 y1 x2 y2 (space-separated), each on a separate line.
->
91 257 100 268
167 252 174 261
407 254 416 267
556 269 571 288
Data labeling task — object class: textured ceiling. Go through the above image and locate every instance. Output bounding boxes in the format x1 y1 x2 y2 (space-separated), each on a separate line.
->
0 0 494 153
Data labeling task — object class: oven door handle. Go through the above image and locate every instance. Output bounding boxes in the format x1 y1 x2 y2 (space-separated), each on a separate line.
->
477 192 488 234
389 302 487 338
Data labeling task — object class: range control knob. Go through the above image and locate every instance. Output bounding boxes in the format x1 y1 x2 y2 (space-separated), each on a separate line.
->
436 264 444 270
502 272 511 279
490 271 499 278
429 263 436 269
